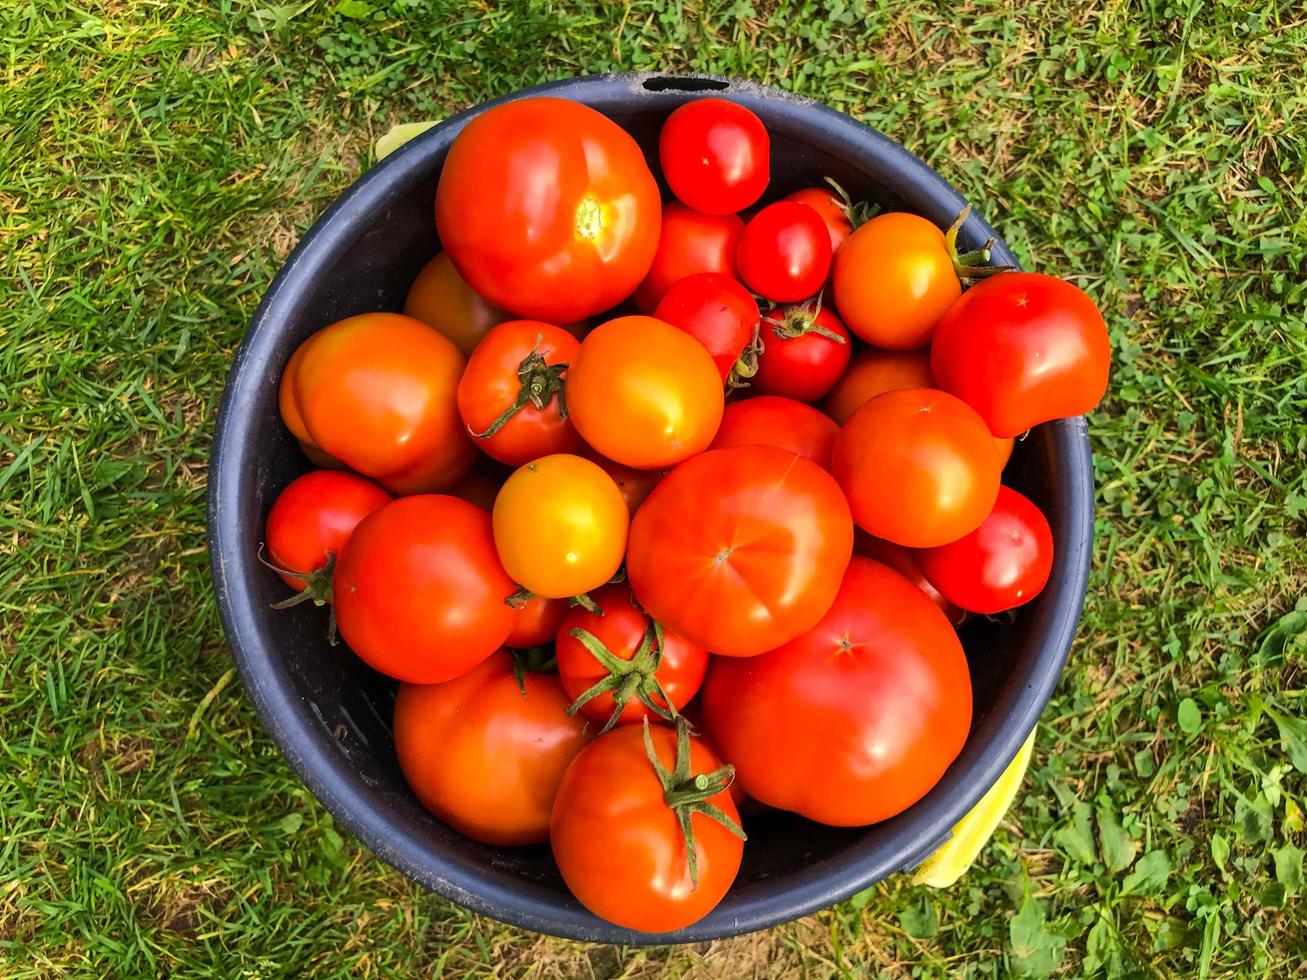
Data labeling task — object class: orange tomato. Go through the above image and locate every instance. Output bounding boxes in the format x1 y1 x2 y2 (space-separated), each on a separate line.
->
823 348 935 424
403 252 510 356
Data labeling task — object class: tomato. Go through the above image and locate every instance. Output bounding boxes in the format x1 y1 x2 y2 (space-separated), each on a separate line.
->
583 450 664 515
831 388 1001 548
634 204 744 312
394 651 587 846
505 594 569 648
447 465 506 512
709 395 839 470
334 495 516 683
279 313 475 494
264 470 392 598
627 445 853 657
854 531 966 627
492 454 628 598
403 251 509 356
701 558 972 826
566 316 724 470
551 719 744 932
435 97 660 323
555 584 708 732
995 436 1015 467
785 186 853 255
658 98 769 216
753 301 852 402
930 272 1111 437
918 486 1054 614
736 201 832 303
823 348 934 424
456 320 584 466
653 273 760 385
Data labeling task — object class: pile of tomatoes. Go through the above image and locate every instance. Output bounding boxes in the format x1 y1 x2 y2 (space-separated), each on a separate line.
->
262 96 1110 933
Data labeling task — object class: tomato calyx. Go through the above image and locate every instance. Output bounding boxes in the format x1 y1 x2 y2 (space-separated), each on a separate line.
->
824 176 880 230
471 338 569 439
258 546 339 644
764 295 847 345
726 322 764 390
945 206 1017 282
643 716 746 889
509 645 559 696
565 621 674 735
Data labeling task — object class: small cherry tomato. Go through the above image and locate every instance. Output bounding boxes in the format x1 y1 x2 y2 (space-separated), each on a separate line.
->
653 273 760 385
709 395 839 470
753 301 852 402
658 98 769 215
505 594 569 648
492 454 629 599
785 186 853 255
854 531 966 627
403 251 509 356
634 204 745 312
823 348 935 424
456 320 584 466
918 486 1054 614
736 201 832 303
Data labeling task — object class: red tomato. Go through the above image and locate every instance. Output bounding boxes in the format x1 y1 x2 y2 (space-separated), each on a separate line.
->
658 98 769 215
435 98 661 323
634 204 744 312
555 584 708 732
854 531 966 627
823 348 935 424
832 388 1001 548
701 558 972 826
394 651 587 845
264 470 392 596
583 450 664 515
334 495 516 683
753 301 852 402
709 395 839 470
653 273 761 384
785 186 853 255
403 251 509 356
551 720 744 932
279 313 475 494
505 594 569 648
736 201 832 303
627 445 853 657
930 272 1111 437
456 320 584 466
918 486 1054 614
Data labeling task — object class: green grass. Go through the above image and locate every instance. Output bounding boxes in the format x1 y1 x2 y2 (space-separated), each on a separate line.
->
3 0 1305 975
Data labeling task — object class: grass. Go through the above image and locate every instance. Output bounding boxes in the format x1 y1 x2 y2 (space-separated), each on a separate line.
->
2 0 1305 975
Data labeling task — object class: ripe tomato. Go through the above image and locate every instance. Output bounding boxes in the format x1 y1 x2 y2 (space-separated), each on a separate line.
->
334 496 516 683
279 313 475 494
394 651 587 846
823 348 935 424
709 395 839 470
653 273 761 384
403 251 509 356
930 272 1111 437
551 720 744 932
435 97 660 323
831 388 1001 548
456 320 584 466
555 584 708 732
736 201 832 303
583 450 664 515
854 531 966 627
505 594 569 648
918 486 1054 614
753 301 852 402
701 557 972 826
566 316 724 470
785 186 853 255
658 98 769 216
627 445 853 657
264 470 391 597
492 454 628 598
634 204 744 312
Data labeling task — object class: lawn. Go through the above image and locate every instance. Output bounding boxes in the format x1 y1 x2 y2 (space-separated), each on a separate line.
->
3 0 1306 975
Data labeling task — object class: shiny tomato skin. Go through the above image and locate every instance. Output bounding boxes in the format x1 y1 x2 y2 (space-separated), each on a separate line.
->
709 395 839 470
823 348 935 424
785 187 853 255
930 272 1111 437
737 202 833 303
653 273 760 381
566 316 724 470
627 445 854 657
394 651 587 846
753 304 852 402
834 213 960 350
435 98 660 323
456 320 584 466
701 557 972 826
334 495 517 683
265 470 392 592
634 205 745 312
403 251 510 356
918 486 1054 614
279 313 475 494
854 531 967 627
550 723 743 933
659 98 769 215
832 388 1001 548
505 594 569 648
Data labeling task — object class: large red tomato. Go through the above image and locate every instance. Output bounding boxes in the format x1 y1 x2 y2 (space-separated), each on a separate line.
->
634 204 744 312
435 98 660 323
701 558 972 826
653 273 761 384
627 445 853 657
930 272 1111 437
394 651 587 845
753 301 852 402
658 98 769 215
334 495 516 683
709 395 839 470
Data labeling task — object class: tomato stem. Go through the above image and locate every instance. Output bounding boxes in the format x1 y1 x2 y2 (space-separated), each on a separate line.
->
505 587 535 610
258 546 339 645
823 176 880 230
764 294 847 344
727 320 764 390
946 206 1016 281
510 645 558 696
470 336 569 439
564 622 676 735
